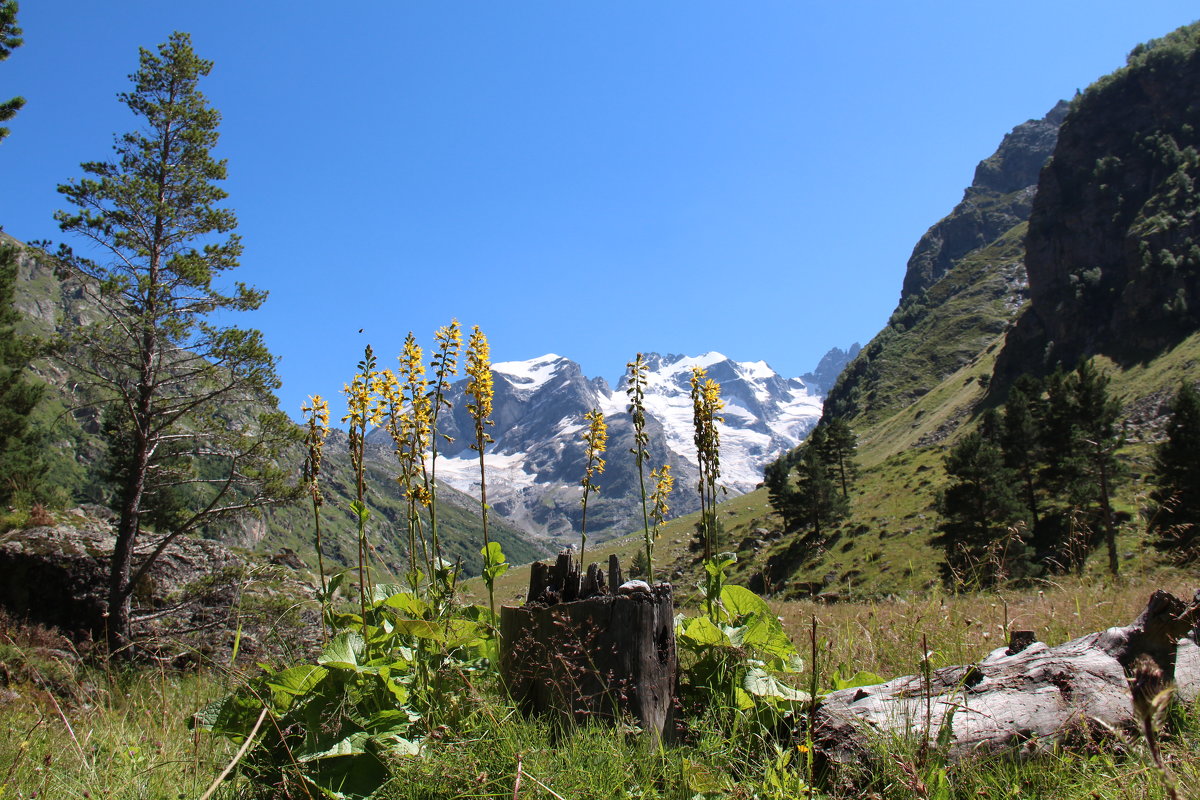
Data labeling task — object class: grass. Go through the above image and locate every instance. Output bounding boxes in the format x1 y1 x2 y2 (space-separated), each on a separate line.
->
5 572 1199 799
0 612 240 800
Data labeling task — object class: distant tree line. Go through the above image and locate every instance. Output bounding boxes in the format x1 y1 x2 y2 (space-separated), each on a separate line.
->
937 359 1200 587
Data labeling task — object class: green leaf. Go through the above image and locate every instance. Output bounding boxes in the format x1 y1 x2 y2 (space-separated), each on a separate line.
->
381 591 429 618
681 759 731 794
319 632 365 670
370 583 408 604
297 731 371 762
679 615 732 648
363 708 415 733
191 691 268 741
743 667 811 703
719 585 772 620
704 554 737 579
737 614 797 661
349 499 370 525
831 670 885 691
332 612 362 630
266 665 329 697
326 571 348 596
388 619 444 641
368 732 421 757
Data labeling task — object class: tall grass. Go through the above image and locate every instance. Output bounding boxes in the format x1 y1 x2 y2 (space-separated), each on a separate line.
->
0 615 240 800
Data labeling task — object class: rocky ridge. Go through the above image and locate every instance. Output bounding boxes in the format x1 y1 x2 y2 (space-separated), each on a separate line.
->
388 350 851 544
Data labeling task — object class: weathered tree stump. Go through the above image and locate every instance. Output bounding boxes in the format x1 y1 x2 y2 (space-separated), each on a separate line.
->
500 551 678 740
814 589 1200 767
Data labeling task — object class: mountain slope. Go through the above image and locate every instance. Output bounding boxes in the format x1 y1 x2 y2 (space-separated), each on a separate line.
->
741 22 1200 597
824 101 1068 433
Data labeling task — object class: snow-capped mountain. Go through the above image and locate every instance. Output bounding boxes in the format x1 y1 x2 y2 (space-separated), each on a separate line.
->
371 350 846 545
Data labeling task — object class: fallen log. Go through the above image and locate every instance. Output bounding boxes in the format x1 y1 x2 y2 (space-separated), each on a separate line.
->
815 589 1200 765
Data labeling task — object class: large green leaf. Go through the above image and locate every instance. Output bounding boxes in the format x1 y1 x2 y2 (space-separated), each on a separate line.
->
743 667 811 704
737 613 797 661
380 591 429 617
297 731 371 762
267 665 330 696
388 619 444 641
679 615 732 648
319 632 365 670
481 541 509 582
831 670 885 691
190 691 268 741
370 583 409 604
719 584 772 620
368 732 421 757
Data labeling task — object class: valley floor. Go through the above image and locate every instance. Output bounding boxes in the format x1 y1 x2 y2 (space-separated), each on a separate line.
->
1 572 1197 799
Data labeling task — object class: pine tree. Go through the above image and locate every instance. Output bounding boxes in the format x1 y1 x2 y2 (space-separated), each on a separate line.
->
819 416 858 498
0 1 23 142
936 431 1028 588
1151 381 1200 557
1000 376 1043 530
793 427 848 540
1072 359 1124 576
54 33 299 656
1035 367 1092 562
763 454 800 529
0 243 46 505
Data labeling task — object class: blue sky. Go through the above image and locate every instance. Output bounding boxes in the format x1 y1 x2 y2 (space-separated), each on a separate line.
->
3 2 1198 420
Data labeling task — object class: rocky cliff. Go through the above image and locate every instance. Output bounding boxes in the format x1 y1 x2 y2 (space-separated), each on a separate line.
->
998 22 1200 377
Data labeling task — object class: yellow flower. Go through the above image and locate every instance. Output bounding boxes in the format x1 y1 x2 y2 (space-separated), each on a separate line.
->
581 408 608 493
465 326 494 448
301 395 330 503
650 464 673 527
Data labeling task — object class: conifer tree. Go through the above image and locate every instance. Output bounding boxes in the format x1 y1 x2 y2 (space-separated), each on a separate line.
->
1151 381 1200 557
0 243 46 504
54 33 298 656
0 1 23 142
763 454 800 529
1072 359 1124 576
1000 377 1042 529
936 431 1027 587
819 416 858 498
793 426 848 540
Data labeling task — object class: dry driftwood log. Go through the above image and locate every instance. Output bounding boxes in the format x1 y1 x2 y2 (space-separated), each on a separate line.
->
499 551 678 740
815 589 1200 764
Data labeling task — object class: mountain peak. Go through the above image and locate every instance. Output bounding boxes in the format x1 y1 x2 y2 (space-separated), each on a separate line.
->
492 354 573 389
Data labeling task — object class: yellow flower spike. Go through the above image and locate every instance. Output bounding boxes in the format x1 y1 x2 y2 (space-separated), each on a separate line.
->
581 408 608 489
690 365 724 569
626 353 654 580
464 325 497 623
302 394 333 635
579 407 608 564
465 326 494 428
650 464 674 528
301 394 331 503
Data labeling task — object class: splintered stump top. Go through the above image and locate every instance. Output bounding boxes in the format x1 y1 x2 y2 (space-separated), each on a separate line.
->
815 589 1200 767
498 551 679 741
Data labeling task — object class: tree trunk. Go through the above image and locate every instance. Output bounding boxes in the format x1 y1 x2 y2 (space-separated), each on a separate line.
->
1098 450 1119 577
108 431 151 657
813 590 1200 769
500 552 678 741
